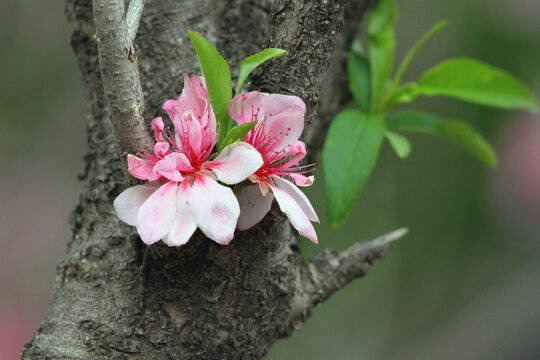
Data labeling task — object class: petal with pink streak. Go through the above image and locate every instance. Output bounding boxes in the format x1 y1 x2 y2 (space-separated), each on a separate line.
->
261 93 306 151
273 177 319 222
229 92 263 125
164 181 197 246
178 74 208 118
113 185 157 226
237 184 274 230
271 183 318 243
136 181 177 245
188 175 239 245
206 142 263 184
177 75 216 132
127 154 159 181
154 153 193 182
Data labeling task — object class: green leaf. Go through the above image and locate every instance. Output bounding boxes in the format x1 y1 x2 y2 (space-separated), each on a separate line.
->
188 31 233 142
323 110 385 228
367 0 397 109
390 21 447 91
386 110 443 133
217 121 258 153
236 48 286 94
386 131 411 158
387 110 498 167
347 52 371 110
382 82 419 109
442 120 498 167
350 38 366 56
417 57 538 111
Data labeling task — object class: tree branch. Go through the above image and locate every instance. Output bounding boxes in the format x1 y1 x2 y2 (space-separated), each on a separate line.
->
305 228 408 306
93 0 153 179
250 0 347 136
305 0 377 154
126 0 146 41
23 0 396 358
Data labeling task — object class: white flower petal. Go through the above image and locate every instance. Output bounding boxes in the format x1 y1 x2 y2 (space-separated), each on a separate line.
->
164 181 197 247
273 177 319 222
113 185 157 226
237 184 274 230
272 184 318 243
136 181 177 245
188 175 240 245
206 142 263 185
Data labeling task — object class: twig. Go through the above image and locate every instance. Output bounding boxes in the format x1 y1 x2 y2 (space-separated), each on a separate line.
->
304 228 408 306
126 0 146 41
93 0 154 180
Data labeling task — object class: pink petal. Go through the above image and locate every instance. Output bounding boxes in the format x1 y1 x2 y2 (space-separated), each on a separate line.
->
229 92 306 152
237 185 274 230
162 99 180 121
288 140 307 159
188 175 240 245
278 140 309 170
228 92 263 125
273 177 319 222
113 185 157 226
271 182 318 243
289 173 314 187
205 142 263 184
150 117 165 142
127 154 159 181
178 74 209 119
136 181 177 245
154 142 170 158
164 181 197 246
166 75 217 138
154 153 192 182
261 94 306 151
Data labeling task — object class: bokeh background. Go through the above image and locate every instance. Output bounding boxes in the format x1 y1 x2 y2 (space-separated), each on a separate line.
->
1 0 539 359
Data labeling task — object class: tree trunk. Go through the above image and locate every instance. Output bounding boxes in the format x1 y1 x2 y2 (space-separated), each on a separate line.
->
22 0 401 358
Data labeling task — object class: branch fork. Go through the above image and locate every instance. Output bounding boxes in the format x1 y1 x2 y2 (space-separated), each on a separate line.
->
93 0 153 179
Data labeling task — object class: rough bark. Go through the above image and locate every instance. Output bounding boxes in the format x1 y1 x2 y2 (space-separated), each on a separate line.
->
22 0 404 359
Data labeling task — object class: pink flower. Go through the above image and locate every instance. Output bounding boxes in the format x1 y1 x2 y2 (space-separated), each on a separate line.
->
229 91 319 243
114 75 263 246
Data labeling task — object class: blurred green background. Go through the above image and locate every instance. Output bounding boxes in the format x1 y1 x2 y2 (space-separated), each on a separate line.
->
1 0 539 359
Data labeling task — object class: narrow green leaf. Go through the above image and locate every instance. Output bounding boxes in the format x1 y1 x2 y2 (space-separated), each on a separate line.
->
347 52 371 110
387 110 498 166
323 110 385 228
367 0 397 109
218 121 258 153
390 21 447 91
417 58 538 111
386 131 412 158
188 31 233 141
236 48 286 94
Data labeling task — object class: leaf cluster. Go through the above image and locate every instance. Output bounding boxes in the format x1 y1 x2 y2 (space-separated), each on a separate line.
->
323 0 537 228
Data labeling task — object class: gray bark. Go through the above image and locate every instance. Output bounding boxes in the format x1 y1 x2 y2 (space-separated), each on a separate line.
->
22 0 404 358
